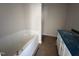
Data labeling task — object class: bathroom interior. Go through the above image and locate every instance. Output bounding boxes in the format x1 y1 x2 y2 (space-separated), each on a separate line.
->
0 3 79 56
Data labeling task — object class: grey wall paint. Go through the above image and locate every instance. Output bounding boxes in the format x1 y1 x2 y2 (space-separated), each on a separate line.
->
23 4 32 30
0 4 42 54
0 4 25 38
42 3 67 36
24 3 42 43
24 3 42 33
0 3 42 39
1 3 79 44
65 4 79 31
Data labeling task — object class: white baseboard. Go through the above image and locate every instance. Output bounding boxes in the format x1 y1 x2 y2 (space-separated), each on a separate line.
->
42 33 57 37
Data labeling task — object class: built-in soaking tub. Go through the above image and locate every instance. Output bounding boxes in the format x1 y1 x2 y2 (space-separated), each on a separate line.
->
0 30 39 56
18 34 39 56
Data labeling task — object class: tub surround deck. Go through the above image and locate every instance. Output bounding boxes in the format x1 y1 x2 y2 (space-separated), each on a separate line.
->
0 30 37 56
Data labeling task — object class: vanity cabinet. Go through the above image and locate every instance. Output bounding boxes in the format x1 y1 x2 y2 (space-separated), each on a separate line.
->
57 33 71 56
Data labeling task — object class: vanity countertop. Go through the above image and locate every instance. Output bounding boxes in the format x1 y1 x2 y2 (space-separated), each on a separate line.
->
58 30 79 56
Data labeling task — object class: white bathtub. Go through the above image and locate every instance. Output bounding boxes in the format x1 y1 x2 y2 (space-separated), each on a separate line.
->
0 30 39 56
18 34 39 56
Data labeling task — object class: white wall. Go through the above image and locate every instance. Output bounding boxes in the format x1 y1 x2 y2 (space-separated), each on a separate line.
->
65 4 79 31
0 4 25 38
0 4 26 54
24 3 42 43
23 4 32 31
42 3 67 37
0 3 42 42
0 3 42 54
30 4 42 43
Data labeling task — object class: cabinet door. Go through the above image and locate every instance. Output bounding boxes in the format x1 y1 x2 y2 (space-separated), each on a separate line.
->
57 33 63 56
63 43 71 56
57 32 71 56
57 33 63 55
57 33 61 55
59 40 65 56
57 38 60 55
